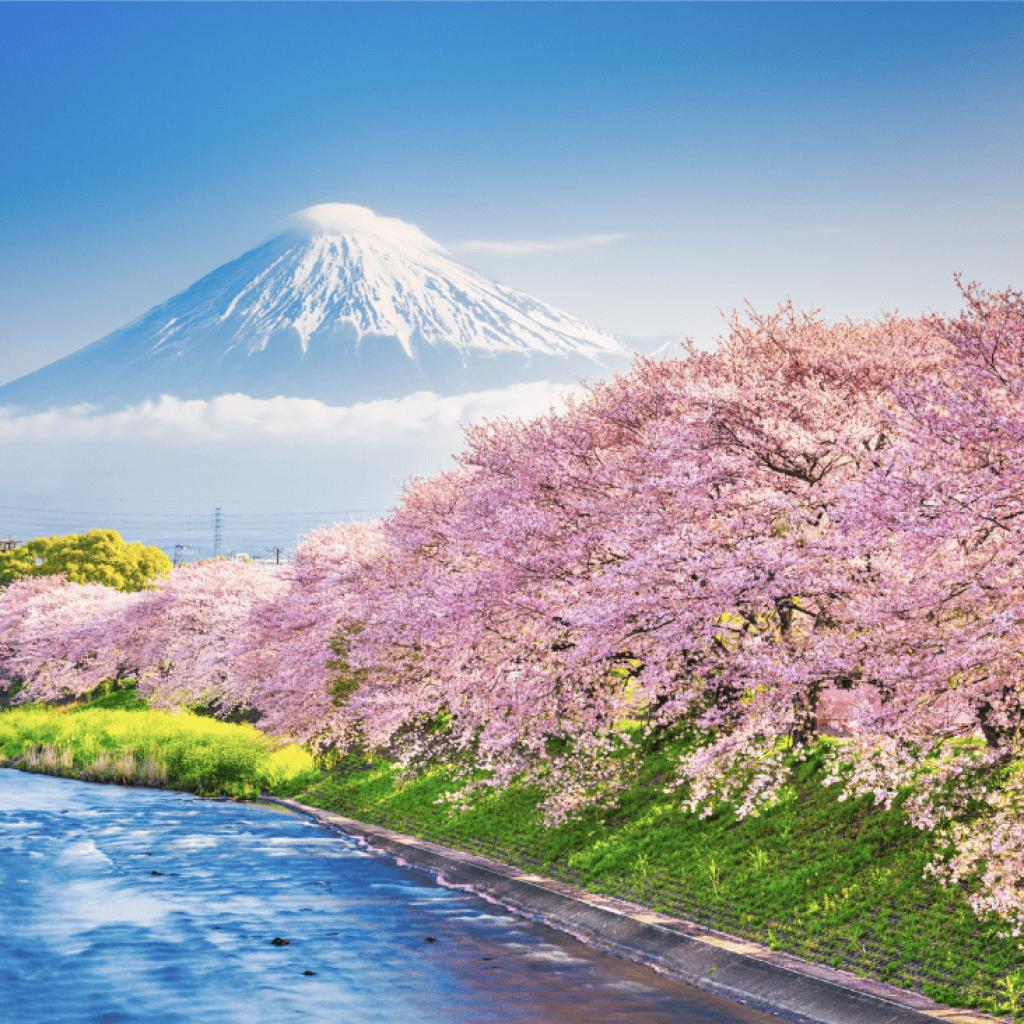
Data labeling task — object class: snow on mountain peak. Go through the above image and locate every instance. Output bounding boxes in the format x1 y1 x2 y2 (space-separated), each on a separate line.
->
284 203 443 254
0 203 637 412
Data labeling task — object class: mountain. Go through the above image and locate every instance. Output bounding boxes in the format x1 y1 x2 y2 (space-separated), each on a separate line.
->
0 204 638 411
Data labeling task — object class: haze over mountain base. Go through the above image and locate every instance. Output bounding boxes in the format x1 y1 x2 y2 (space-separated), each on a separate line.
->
0 382 581 558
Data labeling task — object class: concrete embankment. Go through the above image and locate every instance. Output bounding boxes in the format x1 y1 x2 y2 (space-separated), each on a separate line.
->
264 796 997 1024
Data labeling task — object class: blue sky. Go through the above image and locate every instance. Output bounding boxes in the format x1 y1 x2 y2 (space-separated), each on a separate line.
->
1 1 1022 386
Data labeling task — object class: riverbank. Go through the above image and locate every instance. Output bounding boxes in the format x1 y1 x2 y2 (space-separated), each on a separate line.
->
297 751 1022 1023
1 699 1019 1021
266 794 996 1024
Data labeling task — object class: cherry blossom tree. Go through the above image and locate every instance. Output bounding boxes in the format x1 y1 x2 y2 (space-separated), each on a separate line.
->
126 558 289 711
0 560 288 712
6 280 1024 932
330 302 941 818
0 575 136 702
229 522 385 741
816 281 1024 928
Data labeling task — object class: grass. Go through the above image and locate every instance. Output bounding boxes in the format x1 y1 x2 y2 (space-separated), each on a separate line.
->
0 690 321 799
299 741 1024 1020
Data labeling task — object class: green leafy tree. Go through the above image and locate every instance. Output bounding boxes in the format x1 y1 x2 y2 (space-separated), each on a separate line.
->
0 530 171 592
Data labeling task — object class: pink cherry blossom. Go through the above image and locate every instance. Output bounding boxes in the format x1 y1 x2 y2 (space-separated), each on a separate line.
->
5 280 1024 929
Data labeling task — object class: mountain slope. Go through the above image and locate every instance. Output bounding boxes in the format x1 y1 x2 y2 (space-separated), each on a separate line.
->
0 205 635 411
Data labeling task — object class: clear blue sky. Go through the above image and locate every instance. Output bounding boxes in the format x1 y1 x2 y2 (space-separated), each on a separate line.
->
2 1 1023 385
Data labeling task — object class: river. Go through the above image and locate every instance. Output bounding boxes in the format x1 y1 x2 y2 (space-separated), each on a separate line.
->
0 769 780 1024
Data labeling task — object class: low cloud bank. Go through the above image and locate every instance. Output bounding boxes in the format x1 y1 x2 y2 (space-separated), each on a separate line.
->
0 382 578 445
0 382 583 527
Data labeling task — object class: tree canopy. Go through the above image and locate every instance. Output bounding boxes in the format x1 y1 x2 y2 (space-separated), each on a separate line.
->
0 530 171 592
4 280 1024 934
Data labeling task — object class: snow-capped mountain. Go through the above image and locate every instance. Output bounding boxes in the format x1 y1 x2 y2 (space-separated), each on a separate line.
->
0 204 636 411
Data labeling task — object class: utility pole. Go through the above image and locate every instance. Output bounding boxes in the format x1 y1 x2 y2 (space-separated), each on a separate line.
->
213 508 223 559
173 544 190 567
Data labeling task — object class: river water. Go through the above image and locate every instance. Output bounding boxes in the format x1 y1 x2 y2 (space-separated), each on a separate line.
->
0 769 779 1024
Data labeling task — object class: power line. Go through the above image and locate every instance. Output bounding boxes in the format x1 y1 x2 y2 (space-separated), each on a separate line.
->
0 504 387 519
0 504 391 560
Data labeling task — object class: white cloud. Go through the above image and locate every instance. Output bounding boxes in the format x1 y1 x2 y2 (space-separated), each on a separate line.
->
0 382 580 446
282 203 443 253
450 233 629 257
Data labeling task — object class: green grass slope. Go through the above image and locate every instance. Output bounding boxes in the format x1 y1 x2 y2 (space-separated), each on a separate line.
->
300 745 1024 1020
